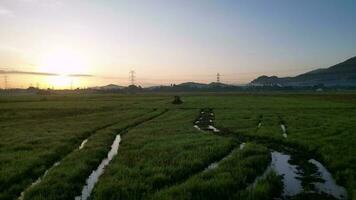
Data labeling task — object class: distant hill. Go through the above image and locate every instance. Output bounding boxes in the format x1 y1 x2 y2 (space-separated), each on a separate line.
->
176 82 232 89
90 84 125 90
144 81 237 92
178 82 209 88
251 56 356 87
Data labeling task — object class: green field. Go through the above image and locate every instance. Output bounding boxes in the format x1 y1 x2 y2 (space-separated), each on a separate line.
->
0 93 355 200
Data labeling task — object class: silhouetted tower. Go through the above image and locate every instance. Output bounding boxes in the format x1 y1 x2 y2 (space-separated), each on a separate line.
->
36 82 39 89
129 70 135 86
216 73 220 83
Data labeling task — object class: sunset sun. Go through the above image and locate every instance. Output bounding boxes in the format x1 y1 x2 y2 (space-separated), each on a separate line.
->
36 49 89 88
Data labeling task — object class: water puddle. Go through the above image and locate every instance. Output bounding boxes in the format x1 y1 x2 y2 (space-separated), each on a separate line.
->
75 134 121 200
254 150 347 199
203 150 234 172
271 151 303 196
193 125 201 131
20 136 93 198
309 159 348 199
79 139 88 150
18 161 61 200
208 125 220 133
204 143 246 172
280 124 287 138
194 108 220 133
194 109 347 199
204 162 219 171
256 115 263 129
239 142 246 150
19 136 95 199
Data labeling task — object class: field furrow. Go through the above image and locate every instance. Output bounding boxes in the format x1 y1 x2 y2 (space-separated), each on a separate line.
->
21 109 167 200
91 109 235 200
151 143 271 200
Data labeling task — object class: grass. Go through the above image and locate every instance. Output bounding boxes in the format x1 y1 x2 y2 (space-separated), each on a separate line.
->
0 94 169 200
213 94 356 199
92 109 235 200
237 171 283 200
1 93 355 199
0 110 135 200
22 109 166 200
152 143 271 200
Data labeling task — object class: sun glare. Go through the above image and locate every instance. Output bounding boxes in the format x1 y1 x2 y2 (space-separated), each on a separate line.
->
37 49 89 89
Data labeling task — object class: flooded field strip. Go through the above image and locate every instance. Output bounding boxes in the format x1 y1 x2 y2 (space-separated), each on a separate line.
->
195 109 247 173
239 141 346 199
194 108 220 133
309 159 348 199
257 115 263 129
280 124 287 138
194 109 347 199
75 135 121 200
239 142 246 150
279 116 288 138
203 148 235 172
18 161 61 200
142 109 235 192
79 139 88 150
74 109 169 200
250 150 347 199
17 122 121 200
18 109 167 200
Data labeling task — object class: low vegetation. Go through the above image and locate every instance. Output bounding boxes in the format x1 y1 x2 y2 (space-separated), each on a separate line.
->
237 171 283 200
92 109 235 199
0 93 355 199
23 109 165 200
152 143 271 200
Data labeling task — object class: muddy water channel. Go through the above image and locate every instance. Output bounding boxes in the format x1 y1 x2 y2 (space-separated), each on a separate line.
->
75 134 121 200
18 137 90 200
194 109 348 200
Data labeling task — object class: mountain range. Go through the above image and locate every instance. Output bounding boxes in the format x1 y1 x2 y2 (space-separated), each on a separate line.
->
250 56 356 87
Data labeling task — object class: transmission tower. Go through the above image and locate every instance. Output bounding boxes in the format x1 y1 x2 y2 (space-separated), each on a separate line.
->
216 73 220 83
129 70 135 86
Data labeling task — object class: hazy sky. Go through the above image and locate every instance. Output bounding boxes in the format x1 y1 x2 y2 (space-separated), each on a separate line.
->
1 0 356 87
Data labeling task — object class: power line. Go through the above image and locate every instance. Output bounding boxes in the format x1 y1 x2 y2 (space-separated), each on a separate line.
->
129 70 135 86
216 73 220 83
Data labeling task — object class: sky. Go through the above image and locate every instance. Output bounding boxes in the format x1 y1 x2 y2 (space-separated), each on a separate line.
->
1 0 356 88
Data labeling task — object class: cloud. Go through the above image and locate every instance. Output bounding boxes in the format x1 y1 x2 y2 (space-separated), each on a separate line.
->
0 6 13 17
0 70 93 77
18 0 63 8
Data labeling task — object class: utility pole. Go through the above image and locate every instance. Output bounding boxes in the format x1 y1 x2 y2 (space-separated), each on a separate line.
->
129 70 135 86
216 73 220 83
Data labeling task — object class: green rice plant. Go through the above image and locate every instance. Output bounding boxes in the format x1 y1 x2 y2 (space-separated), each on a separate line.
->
92 110 235 200
236 171 283 200
151 143 271 200
22 109 166 200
